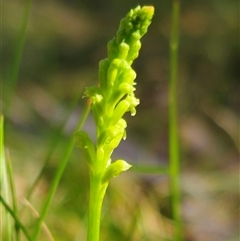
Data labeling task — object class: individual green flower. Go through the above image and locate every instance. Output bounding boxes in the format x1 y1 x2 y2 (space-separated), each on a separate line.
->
102 160 132 184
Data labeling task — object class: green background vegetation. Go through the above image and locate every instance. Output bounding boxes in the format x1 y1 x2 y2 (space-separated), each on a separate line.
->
2 0 239 241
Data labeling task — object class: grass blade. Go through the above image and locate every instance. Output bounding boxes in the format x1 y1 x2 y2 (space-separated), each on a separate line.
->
5 0 33 113
168 1 183 240
32 100 91 241
0 116 12 240
26 97 84 200
6 150 20 241
0 195 31 241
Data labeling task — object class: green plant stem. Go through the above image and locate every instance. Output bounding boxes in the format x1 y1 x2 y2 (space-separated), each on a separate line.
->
0 195 31 241
87 174 108 241
6 151 20 241
26 96 84 201
169 0 183 240
32 101 91 241
0 116 5 241
6 0 33 113
0 116 12 240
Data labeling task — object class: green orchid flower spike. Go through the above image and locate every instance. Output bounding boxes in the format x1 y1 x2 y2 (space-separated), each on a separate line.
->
75 5 154 241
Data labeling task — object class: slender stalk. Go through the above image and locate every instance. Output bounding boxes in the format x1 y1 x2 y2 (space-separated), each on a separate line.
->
0 195 31 241
0 116 5 241
6 150 20 241
168 1 183 241
32 101 91 241
87 174 108 241
23 198 55 241
0 116 12 240
26 95 84 201
5 0 33 113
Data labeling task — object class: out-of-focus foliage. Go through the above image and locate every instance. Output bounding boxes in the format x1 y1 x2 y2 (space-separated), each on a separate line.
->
3 0 239 241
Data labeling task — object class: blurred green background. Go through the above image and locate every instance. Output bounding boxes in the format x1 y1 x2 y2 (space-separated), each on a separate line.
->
2 0 239 241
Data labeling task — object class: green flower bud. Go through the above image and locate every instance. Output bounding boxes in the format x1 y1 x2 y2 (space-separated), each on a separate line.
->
113 60 136 86
106 119 127 151
107 39 118 62
116 6 154 51
97 119 126 149
126 95 140 116
118 42 130 59
110 99 130 125
102 160 132 184
126 40 141 64
97 119 127 163
98 58 109 93
107 83 134 116
119 68 136 85
107 59 125 88
119 83 135 93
